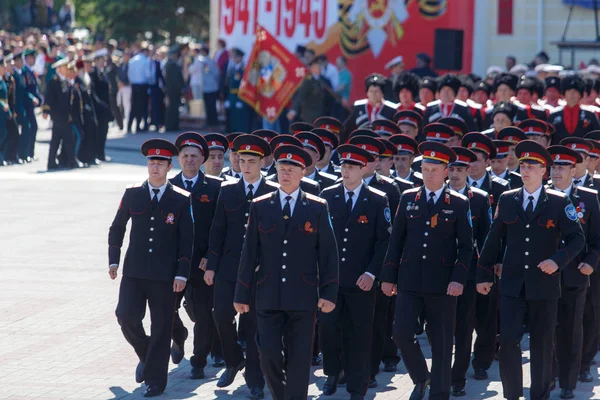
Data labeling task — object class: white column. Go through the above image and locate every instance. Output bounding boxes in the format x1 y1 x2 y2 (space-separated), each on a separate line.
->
472 0 490 76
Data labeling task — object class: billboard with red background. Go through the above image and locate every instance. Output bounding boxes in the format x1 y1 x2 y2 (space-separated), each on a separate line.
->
220 0 475 101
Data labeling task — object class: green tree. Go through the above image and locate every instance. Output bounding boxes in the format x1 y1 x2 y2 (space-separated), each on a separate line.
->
72 0 209 41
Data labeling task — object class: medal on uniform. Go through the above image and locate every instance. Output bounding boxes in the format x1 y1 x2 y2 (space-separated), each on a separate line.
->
445 193 450 204
546 219 555 229
304 221 313 232
430 214 438 228
357 215 368 224
406 201 412 211
166 213 175 224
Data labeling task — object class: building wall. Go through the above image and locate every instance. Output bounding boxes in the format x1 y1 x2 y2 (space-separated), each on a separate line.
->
474 0 600 75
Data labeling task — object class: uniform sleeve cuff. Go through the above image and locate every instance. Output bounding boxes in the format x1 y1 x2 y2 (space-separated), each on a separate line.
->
365 272 376 280
175 276 187 282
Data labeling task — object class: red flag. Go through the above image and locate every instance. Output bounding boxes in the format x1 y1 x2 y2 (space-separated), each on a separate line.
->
238 26 307 123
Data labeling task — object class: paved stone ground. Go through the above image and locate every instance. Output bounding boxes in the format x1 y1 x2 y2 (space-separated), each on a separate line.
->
2 119 600 399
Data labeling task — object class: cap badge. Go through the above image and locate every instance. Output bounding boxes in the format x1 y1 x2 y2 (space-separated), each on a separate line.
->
525 152 529 157
344 153 349 158
212 141 216 146
246 145 251 150
286 153 292 159
362 145 366 149
155 149 160 155
572 144 577 149
555 155 560 160
435 133 440 138
431 151 436 157
471 143 476 148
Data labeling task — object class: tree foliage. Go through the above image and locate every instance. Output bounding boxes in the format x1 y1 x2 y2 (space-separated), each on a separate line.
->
72 0 210 41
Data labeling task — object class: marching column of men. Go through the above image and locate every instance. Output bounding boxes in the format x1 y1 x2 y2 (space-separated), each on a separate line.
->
108 69 600 400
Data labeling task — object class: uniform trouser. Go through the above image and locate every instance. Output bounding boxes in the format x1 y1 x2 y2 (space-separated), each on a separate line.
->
78 114 96 164
472 281 500 371
116 277 176 391
499 295 557 400
371 286 400 377
213 276 264 389
25 106 37 158
71 124 82 159
581 276 600 372
16 111 30 160
203 91 219 126
47 119 73 167
150 85 164 128
0 111 6 162
171 278 217 369
555 286 587 390
321 287 376 396
257 309 316 400
96 119 109 161
117 85 132 126
451 279 477 389
4 117 19 161
129 84 148 132
165 94 180 132
109 89 123 130
393 290 457 400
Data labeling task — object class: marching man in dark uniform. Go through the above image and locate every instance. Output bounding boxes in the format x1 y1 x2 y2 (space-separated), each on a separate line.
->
343 74 396 142
319 144 391 399
388 134 422 187
294 131 338 189
546 144 600 399
205 134 278 399
108 139 193 397
381 142 473 400
234 144 339 400
447 146 492 397
253 129 278 176
549 74 600 145
477 140 585 400
169 132 223 379
489 140 523 188
22 48 42 161
312 126 341 176
423 74 477 132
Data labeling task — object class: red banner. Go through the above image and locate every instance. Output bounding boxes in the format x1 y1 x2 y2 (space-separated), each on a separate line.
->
238 26 308 122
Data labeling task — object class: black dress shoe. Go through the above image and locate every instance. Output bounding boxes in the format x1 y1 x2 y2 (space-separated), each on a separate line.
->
217 359 246 388
248 387 265 399
322 375 338 396
473 368 488 380
171 330 188 364
338 370 346 386
213 355 226 367
143 385 163 397
409 378 430 400
383 361 397 372
312 355 322 366
189 366 205 380
349 394 364 400
579 369 594 382
560 389 575 399
549 378 556 392
135 362 145 383
368 377 377 388
452 385 466 397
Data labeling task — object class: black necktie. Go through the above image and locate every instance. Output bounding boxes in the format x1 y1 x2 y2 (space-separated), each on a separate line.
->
428 192 436 210
525 195 535 218
283 195 292 229
151 188 160 209
574 179 582 186
247 184 254 202
185 180 193 190
346 191 354 217
471 181 478 188
235 173 240 179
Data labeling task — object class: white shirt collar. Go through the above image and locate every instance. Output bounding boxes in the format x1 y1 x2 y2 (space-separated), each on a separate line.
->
522 185 543 209
491 169 508 179
364 174 375 185
243 177 262 194
279 187 300 212
344 183 362 202
452 185 467 195
574 172 588 185
181 173 199 187
148 181 168 200
425 185 445 203
307 170 317 180
468 174 486 188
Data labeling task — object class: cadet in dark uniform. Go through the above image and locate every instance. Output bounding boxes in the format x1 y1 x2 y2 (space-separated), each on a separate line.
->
319 144 391 400
266 135 322 196
343 74 397 143
482 101 517 140
393 71 426 114
108 139 193 397
394 109 423 140
514 76 548 122
560 137 600 189
477 140 585 400
447 147 492 397
295 131 339 189
43 58 75 170
520 118 553 149
290 121 314 135
22 48 42 161
549 74 600 145
496 126 528 181
234 145 339 400
388 134 422 188
0 57 9 166
372 118 401 138
168 132 223 379
312 126 341 176
411 122 459 172
205 134 278 398
381 142 473 400
546 145 600 399
221 132 244 179
252 129 278 176
90 51 113 162
423 74 477 132
203 133 229 178
376 137 398 178
489 140 523 188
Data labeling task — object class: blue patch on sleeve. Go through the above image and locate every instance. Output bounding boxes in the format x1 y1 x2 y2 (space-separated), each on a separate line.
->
467 209 473 227
384 207 391 223
565 204 578 221
488 207 493 223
